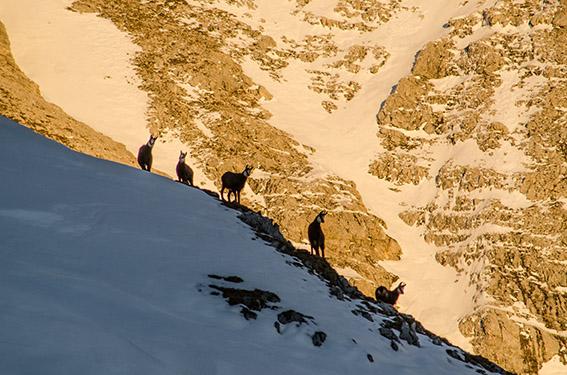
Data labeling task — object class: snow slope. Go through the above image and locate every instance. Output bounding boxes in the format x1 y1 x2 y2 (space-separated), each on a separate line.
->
0 116 501 374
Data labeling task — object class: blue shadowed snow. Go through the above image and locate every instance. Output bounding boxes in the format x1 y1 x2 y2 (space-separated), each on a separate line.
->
0 116 490 375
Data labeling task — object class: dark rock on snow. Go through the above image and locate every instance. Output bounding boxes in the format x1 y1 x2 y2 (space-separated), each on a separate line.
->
277 310 313 326
209 285 280 311
312 331 327 347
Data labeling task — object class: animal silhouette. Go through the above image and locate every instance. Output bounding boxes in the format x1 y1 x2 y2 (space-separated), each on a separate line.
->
308 210 327 258
137 135 157 172
375 282 406 305
220 165 253 204
176 151 194 186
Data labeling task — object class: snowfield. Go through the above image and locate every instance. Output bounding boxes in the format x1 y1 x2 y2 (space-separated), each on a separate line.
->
0 116 500 374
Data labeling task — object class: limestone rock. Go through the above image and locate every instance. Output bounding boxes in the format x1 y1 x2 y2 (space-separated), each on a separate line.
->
376 75 439 132
460 309 567 375
371 0 567 372
459 41 505 75
412 39 455 79
369 153 429 185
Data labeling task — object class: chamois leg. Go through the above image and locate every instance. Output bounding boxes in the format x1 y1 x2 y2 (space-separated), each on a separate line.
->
236 190 241 204
314 245 320 257
227 190 233 203
321 245 325 258
221 186 226 201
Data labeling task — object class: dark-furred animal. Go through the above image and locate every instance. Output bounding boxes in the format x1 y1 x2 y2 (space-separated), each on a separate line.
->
220 165 253 204
308 210 327 258
375 282 406 305
176 151 194 186
137 135 157 172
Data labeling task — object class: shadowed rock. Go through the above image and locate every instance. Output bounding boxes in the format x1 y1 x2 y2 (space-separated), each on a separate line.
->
277 310 313 326
208 274 244 283
209 285 280 311
312 331 327 347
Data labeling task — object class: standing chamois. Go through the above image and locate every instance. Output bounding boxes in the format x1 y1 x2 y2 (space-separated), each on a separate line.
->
308 210 327 258
137 135 157 172
220 165 253 204
375 281 406 305
176 151 194 186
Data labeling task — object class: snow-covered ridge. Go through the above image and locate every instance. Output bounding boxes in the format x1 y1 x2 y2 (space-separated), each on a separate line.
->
0 116 508 374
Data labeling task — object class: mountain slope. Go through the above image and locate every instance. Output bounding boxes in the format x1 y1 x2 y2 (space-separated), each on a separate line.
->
1 0 565 373
0 116 509 374
0 0 474 347
371 1 567 373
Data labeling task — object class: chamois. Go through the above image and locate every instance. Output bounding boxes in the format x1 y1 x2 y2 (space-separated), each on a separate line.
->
308 210 327 258
137 135 157 172
375 281 406 305
176 151 194 186
220 165 253 204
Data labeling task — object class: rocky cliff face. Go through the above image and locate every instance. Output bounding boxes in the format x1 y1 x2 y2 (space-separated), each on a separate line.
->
0 21 135 166
373 0 567 373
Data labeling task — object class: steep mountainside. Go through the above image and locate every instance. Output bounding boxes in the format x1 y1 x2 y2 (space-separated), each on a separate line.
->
1 0 565 374
372 1 567 373
0 116 509 375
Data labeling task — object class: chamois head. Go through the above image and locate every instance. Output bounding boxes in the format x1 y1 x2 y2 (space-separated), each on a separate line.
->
179 151 187 163
397 281 406 294
316 210 328 223
147 135 158 147
243 164 253 177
